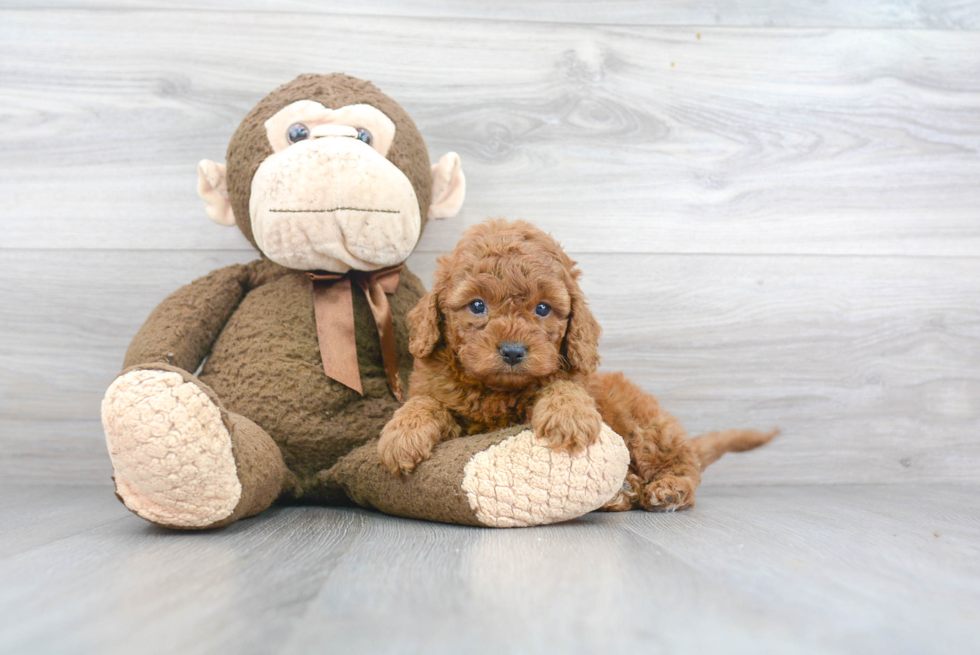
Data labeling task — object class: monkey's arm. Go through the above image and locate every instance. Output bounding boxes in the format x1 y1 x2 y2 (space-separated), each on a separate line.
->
123 264 250 372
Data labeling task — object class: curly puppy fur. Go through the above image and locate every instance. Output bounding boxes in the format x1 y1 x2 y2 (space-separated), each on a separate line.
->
379 219 775 511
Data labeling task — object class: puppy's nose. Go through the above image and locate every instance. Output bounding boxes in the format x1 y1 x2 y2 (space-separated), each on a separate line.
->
498 342 527 366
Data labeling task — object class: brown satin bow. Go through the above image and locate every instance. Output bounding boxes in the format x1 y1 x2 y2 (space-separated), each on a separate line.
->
307 265 404 403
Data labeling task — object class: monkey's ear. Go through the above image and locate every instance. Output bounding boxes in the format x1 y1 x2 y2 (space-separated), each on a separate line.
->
197 160 237 227
561 282 602 375
428 152 466 221
408 290 442 359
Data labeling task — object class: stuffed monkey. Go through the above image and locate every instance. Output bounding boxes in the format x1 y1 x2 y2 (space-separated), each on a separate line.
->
101 74 629 530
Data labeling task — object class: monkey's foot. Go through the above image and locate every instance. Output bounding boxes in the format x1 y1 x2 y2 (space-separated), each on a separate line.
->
461 423 630 527
102 368 242 528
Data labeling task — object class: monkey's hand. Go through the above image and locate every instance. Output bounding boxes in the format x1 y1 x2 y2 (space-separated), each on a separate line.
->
531 380 603 455
379 395 461 476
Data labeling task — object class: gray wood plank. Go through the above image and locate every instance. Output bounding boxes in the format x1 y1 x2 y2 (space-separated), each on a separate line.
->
0 420 113 486
0 250 254 423
2 1 978 29
2 12 979 256
614 485 980 655
3 484 975 655
3 249 978 486
0 502 372 655
0 484 125 558
581 253 980 485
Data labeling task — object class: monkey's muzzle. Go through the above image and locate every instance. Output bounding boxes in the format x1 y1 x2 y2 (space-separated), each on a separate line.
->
248 137 422 273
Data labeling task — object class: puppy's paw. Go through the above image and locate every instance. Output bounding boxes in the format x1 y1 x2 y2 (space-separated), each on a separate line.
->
600 473 642 512
531 383 603 454
640 474 698 512
378 399 458 476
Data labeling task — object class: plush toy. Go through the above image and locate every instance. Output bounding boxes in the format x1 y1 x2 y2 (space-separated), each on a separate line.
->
101 74 630 530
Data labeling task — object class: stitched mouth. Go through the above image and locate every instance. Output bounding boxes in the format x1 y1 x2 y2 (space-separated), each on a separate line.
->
269 207 399 214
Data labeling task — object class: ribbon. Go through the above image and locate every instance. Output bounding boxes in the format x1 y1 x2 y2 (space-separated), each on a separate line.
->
307 265 404 403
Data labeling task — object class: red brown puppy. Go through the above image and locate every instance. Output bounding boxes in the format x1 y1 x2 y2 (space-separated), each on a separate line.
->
379 219 775 511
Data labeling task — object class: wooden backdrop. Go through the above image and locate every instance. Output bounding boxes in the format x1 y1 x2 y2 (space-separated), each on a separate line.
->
1 1 978 487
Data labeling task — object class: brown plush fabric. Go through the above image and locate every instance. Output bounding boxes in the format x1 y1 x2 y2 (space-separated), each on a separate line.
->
225 73 433 248
111 363 289 530
324 425 528 526
203 259 423 490
123 257 425 497
212 411 291 528
123 264 251 371
111 74 443 526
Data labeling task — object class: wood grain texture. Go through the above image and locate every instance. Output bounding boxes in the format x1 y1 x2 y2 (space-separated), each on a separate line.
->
2 1 979 29
1 484 977 654
1 12 979 256
0 484 126 558
2 7 978 653
1 8 978 488
3 249 978 485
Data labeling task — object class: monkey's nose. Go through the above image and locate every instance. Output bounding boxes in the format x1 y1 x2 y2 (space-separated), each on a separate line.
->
498 342 527 366
311 124 358 139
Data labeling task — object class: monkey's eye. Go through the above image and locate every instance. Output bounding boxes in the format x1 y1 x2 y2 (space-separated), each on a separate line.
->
355 127 372 145
468 299 487 315
287 123 310 144
534 303 552 317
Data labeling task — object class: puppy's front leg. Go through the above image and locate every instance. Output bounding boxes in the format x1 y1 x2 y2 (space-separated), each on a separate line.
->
531 380 603 454
379 395 462 476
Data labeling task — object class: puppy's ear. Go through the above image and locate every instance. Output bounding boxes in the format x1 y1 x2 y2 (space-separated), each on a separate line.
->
408 289 442 359
561 276 601 374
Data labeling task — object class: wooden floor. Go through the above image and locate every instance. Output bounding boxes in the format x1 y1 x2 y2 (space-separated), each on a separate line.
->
2 2 979 652
0 484 977 654
2 1 979 487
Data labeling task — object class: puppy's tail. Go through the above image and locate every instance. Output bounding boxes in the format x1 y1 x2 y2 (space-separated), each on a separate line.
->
690 428 778 471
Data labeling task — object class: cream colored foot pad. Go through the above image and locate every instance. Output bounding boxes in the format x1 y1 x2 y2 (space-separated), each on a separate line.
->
462 424 630 528
101 370 241 528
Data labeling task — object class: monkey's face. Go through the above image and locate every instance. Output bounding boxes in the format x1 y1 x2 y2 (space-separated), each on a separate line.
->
199 74 465 271
249 100 421 272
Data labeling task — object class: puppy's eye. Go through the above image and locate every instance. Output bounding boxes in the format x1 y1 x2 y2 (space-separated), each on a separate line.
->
355 127 372 145
468 299 487 315
534 302 552 317
287 123 310 143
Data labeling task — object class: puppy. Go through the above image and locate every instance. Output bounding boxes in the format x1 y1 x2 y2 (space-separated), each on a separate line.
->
379 219 775 511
